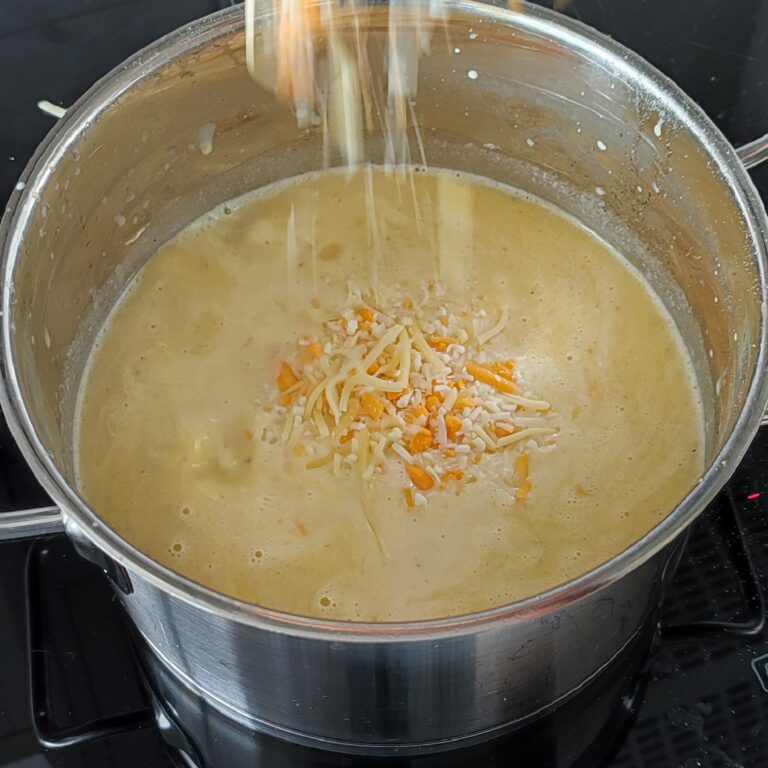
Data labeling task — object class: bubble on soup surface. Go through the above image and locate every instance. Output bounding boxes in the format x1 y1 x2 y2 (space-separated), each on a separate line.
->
169 540 187 558
249 549 264 563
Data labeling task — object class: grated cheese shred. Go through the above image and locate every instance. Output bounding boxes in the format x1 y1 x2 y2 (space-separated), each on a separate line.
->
267 288 558 503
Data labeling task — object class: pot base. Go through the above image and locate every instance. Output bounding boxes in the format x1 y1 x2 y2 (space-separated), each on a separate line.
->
134 618 657 765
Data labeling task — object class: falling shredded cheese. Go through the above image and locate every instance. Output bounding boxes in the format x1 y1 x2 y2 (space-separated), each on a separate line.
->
244 0 441 168
263 287 558 503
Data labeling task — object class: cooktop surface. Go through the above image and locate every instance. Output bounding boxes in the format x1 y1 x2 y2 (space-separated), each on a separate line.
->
2 1 768 767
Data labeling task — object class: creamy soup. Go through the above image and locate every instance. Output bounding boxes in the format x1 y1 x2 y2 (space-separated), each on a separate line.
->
76 166 704 621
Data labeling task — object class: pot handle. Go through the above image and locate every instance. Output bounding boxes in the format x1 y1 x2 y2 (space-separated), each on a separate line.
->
0 505 65 541
737 132 768 171
736 133 768 426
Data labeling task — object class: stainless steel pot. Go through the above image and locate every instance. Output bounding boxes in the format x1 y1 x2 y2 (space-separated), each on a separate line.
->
2 0 768 755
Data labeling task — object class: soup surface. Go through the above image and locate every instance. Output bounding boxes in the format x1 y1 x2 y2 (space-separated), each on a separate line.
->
76 166 704 621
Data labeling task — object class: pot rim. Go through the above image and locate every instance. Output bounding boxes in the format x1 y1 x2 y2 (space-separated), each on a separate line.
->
2 0 767 641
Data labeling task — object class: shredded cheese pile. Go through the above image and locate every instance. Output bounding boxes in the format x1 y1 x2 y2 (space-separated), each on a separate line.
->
265 290 557 507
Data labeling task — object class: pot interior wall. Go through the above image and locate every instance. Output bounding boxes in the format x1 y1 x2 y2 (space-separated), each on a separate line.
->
5 5 761 509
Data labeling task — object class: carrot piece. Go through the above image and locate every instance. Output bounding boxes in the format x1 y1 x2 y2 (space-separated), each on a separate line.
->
361 392 384 420
404 487 415 508
466 361 516 394
406 464 435 491
276 361 299 392
409 428 433 454
357 307 375 322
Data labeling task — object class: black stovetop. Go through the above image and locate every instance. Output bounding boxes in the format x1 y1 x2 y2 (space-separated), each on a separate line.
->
2 1 768 767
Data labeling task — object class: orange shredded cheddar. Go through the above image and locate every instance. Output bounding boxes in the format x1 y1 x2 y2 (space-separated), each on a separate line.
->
517 480 532 501
409 428 433 454
427 336 457 352
276 361 299 392
361 392 384 420
245 429 254 440
442 469 464 483
466 360 516 394
515 453 531 501
318 242 341 261
404 405 429 423
270 297 556 499
490 361 514 380
407 464 435 491
445 413 462 436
